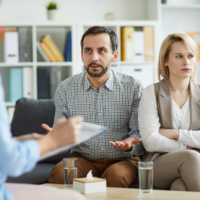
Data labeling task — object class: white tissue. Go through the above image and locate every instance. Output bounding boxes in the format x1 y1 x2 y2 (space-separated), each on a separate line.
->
86 170 93 181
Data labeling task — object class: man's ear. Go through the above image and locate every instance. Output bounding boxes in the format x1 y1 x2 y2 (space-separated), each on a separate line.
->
112 50 119 62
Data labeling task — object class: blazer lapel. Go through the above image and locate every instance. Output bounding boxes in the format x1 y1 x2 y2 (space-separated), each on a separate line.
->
189 81 200 130
158 79 173 128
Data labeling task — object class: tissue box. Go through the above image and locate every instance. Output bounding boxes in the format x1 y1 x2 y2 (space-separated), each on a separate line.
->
73 177 106 194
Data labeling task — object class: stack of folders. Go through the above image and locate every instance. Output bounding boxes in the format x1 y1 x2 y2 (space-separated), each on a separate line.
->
121 26 154 62
9 67 33 102
4 27 32 63
37 31 72 62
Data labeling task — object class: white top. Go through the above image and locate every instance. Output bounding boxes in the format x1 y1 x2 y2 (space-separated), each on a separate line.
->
139 84 200 153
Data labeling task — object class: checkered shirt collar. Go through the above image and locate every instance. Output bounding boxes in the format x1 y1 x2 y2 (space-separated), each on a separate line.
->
83 70 114 91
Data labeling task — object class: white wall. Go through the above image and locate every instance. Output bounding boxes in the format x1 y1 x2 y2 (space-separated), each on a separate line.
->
0 0 148 22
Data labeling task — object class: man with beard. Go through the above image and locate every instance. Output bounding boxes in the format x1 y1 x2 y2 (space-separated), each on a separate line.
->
42 26 144 188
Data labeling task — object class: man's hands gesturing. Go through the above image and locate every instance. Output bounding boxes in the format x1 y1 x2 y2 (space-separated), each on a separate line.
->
109 138 141 151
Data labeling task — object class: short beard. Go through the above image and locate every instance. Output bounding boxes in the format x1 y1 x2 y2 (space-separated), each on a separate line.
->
85 63 109 77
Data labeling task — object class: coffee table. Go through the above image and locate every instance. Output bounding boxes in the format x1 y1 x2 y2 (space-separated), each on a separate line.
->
43 183 200 200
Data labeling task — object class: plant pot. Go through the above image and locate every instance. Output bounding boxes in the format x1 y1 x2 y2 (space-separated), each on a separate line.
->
47 10 58 20
161 0 167 4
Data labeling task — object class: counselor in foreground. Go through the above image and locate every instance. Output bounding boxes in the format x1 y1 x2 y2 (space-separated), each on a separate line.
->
0 75 85 200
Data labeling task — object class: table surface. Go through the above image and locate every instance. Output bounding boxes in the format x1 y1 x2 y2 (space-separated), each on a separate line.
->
43 183 200 200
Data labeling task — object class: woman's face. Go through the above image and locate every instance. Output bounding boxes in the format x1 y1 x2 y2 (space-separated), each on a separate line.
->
164 41 196 80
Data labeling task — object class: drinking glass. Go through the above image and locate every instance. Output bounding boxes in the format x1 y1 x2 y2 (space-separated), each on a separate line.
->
63 158 77 187
138 161 153 193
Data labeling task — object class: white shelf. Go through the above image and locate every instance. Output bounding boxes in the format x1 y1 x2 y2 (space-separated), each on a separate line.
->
119 61 155 65
36 62 73 66
80 20 159 27
162 4 200 9
0 63 33 67
5 102 15 107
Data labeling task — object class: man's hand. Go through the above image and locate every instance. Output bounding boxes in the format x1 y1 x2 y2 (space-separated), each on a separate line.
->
13 133 44 142
159 128 179 140
42 123 53 133
109 138 141 151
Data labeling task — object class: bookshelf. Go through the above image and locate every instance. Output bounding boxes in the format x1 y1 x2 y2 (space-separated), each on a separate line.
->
0 22 76 122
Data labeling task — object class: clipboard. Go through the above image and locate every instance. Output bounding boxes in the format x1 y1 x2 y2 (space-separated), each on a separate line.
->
40 122 107 160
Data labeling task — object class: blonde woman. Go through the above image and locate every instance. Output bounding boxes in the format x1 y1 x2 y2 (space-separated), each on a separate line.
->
139 33 200 191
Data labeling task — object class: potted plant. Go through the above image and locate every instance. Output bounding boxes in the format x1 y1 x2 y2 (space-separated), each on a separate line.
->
47 2 58 20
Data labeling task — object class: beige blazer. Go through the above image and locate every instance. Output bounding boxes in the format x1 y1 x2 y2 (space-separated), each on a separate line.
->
143 79 200 161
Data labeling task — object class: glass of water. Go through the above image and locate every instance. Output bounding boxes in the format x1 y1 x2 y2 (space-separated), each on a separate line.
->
138 161 153 193
63 158 77 188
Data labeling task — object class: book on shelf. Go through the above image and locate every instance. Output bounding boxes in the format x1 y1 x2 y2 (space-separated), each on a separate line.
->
18 27 32 62
40 41 57 62
121 27 134 61
37 67 62 99
143 27 154 61
133 27 145 62
186 32 200 61
37 68 50 99
9 68 23 102
42 35 64 62
37 41 50 62
50 66 62 99
7 107 15 123
4 32 19 63
64 31 72 62
23 67 33 98
121 26 154 62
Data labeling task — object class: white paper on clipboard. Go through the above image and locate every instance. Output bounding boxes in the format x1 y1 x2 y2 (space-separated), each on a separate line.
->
40 122 107 160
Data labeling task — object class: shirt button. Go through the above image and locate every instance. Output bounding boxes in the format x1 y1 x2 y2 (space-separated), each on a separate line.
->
99 113 101 116
98 96 101 99
101 148 104 151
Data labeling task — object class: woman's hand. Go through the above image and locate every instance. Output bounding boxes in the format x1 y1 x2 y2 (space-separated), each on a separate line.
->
159 128 179 140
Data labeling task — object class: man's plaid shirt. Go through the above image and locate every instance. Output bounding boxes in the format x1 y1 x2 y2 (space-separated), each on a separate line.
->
54 70 144 159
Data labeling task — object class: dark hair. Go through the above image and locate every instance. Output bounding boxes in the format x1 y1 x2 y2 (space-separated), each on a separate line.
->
81 26 118 53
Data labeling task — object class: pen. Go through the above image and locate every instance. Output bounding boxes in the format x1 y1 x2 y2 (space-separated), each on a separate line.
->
62 111 69 119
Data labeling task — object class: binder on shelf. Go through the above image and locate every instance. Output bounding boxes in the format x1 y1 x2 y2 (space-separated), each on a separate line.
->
121 27 134 62
9 68 23 102
40 41 57 62
18 27 32 62
50 66 62 99
133 28 145 62
7 107 15 123
186 32 200 61
23 67 33 98
42 35 64 62
37 41 50 62
37 68 50 99
64 31 72 62
4 32 19 63
0 26 5 41
121 65 154 88
143 27 154 61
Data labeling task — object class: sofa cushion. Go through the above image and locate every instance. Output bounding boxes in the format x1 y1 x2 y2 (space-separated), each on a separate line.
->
11 97 70 163
11 98 55 136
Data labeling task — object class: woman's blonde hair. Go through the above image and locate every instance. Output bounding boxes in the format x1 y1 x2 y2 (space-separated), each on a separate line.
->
158 33 198 81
